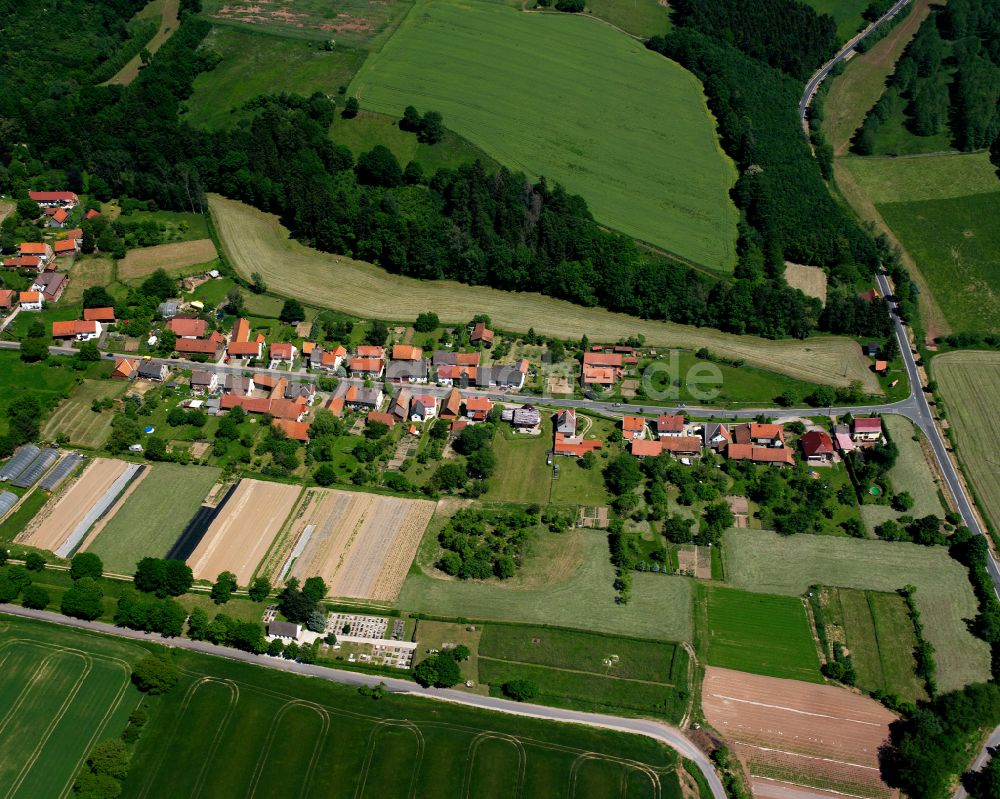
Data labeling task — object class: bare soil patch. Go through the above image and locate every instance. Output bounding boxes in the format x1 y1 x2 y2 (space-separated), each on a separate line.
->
784 264 828 305
187 478 302 584
118 239 217 281
20 458 131 552
703 666 895 799
279 488 435 601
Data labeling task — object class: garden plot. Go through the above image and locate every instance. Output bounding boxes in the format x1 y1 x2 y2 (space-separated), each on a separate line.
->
187 479 301 584
18 458 140 557
282 488 434 601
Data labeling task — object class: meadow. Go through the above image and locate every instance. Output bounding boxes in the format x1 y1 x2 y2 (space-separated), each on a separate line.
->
350 0 739 270
0 353 93 438
209 194 880 391
817 587 926 703
63 256 115 303
84 463 221 575
842 152 999 204
477 624 689 721
724 529 991 692
581 0 671 39
703 585 822 683
400 528 693 642
117 239 218 281
933 351 1000 534
801 0 870 42
41 379 126 449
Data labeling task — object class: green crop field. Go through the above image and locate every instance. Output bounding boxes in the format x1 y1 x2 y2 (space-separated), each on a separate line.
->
934 351 1000 534
703 585 822 682
400 529 693 642
583 0 671 39
478 623 690 721
859 415 945 533
186 27 366 129
351 0 739 270
724 529 991 691
843 152 999 204
817 587 926 703
85 463 221 575
0 631 143 799
41 379 126 449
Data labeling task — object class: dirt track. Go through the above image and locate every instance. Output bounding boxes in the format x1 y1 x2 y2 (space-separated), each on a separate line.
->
187 479 301 584
702 667 895 799
285 489 434 601
20 459 131 552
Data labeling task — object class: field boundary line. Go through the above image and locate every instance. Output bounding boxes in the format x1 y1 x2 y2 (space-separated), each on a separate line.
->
462 732 526 799
190 680 239 799
477 654 679 687
354 720 425 799
736 742 879 771
706 693 884 727
752 775 881 799
568 751 662 799
247 700 330 799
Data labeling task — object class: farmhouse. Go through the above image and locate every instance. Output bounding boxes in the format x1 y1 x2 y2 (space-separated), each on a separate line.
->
220 394 306 422
622 415 646 440
350 357 385 378
556 408 576 435
111 357 138 380
83 307 115 323
176 338 223 358
32 271 68 303
477 360 528 390
464 396 493 421
64 228 83 241
345 385 384 410
368 411 397 428
409 394 438 421
228 340 262 360
190 370 219 394
584 351 623 368
53 239 78 256
703 422 732 450
327 396 345 417
582 364 617 388
137 361 168 381
273 419 310 442
3 255 42 270
28 190 79 208
168 317 208 339
436 363 476 385
631 439 663 458
18 291 43 311
225 375 255 395
47 207 69 228
19 242 53 266
356 345 385 358
0 290 17 312
440 388 462 418
392 344 423 361
554 432 602 457
471 321 494 346
269 342 297 365
386 358 429 383
852 417 882 442
232 317 250 342
726 443 795 466
657 414 685 436
283 381 315 403
390 390 411 422
732 423 785 447
51 320 101 341
501 404 540 430
661 436 702 457
800 430 834 463
312 345 347 372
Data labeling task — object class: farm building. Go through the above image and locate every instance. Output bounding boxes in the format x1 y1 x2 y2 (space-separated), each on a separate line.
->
232 317 250 342
84 307 115 322
28 190 78 207
356 345 385 359
622 416 646 440
726 443 794 466
471 321 494 346
392 344 422 361
661 436 702 457
657 414 685 436
800 430 835 463
554 433 601 457
852 417 882 442
327 396 345 417
433 350 480 367
439 388 462 418
176 338 223 357
52 320 101 341
112 358 138 380
0 445 42 482
436 364 476 385
53 239 78 256
18 291 43 311
0 491 19 517
368 411 397 428
386 359 429 383
273 419 309 441
168 317 208 339
345 386 383 410
477 360 528 390
631 439 664 458
32 272 68 303
732 423 785 447
190 370 219 394
0 290 16 312
137 362 168 381
225 375 255 395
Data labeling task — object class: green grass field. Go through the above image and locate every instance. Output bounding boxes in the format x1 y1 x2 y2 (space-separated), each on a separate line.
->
85 463 221 575
0 490 49 545
859 415 945 533
582 0 671 38
934 351 1000 535
400 528 693 641
724 529 991 692
703 585 822 683
869 92 954 156
801 0 870 41
40 379 126 449
478 623 689 721
842 152 998 204
186 26 366 129
0 354 98 438
0 632 143 799
117 209 210 241
351 0 738 270
818 587 926 703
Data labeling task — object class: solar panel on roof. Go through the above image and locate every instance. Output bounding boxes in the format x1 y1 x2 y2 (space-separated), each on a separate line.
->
11 449 59 488
39 453 83 491
0 445 41 482
0 491 18 517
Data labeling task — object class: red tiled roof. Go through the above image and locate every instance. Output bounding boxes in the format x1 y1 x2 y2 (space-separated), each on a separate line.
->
392 344 422 361
657 414 684 433
465 396 492 412
19 242 49 255
440 388 462 417
64 228 83 240
168 317 208 338
853 417 882 432
19 291 42 303
367 411 396 427
233 318 250 342
270 342 295 359
112 357 137 379
84 307 115 322
84 209 101 220
273 419 309 441
54 239 77 254
727 443 794 465
437 364 476 381
350 357 384 372
454 352 480 366
29 191 77 203
52 208 69 223
356 345 384 358
471 322 494 343
583 352 623 367
0 289 15 308
327 396 345 417
4 256 42 269
582 365 616 385
622 415 645 433
800 430 834 457
630 439 663 457
228 340 261 356
661 436 702 454
52 320 98 337
555 433 602 457
175 338 221 355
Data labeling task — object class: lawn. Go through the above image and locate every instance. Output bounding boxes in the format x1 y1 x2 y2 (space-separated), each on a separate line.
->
485 424 553 504
118 209 210 242
185 26 366 129
724 529 991 692
933 351 1000 535
801 0 870 41
703 585 822 683
117 240 218 282
41 379 127 449
190 276 287 318
817 587 927 703
63 256 115 304
0 631 143 798
842 152 998 204
0 353 97 437
477 623 690 721
209 194 881 391
350 0 739 271
400 527 693 641
85 463 221 575
858 414 945 534
582 0 671 38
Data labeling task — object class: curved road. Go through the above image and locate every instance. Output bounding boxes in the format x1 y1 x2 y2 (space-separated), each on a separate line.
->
0 604 727 799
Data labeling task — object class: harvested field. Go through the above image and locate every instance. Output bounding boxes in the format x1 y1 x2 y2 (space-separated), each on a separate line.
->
210 195 880 391
63 257 115 304
117 239 217 281
277 488 434 601
41 380 126 449
19 458 134 554
187 479 301 584
703 666 896 799
784 263 828 305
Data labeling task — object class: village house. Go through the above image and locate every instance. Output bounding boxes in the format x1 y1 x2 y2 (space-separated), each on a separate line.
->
386 358 429 383
3 255 42 270
732 423 785 448
630 439 663 458
392 344 423 361
556 408 576 436
851 417 882 442
725 443 795 466
190 370 220 394
137 361 168 382
350 357 385 378
470 321 494 347
269 342 297 367
51 320 101 341
327 396 345 417
702 422 732 450
84 307 115 323
64 228 83 242
436 364 476 386
284 382 315 403
220 395 306 422
440 389 462 419
227 340 262 361
28 191 79 208
31 272 68 303
225 375 255 395
356 345 385 359
661 436 702 457
168 317 208 339
232 317 250 343
0 290 17 314
176 338 224 358
368 410 397 428
581 351 623 388
465 396 493 422
833 423 855 453
657 414 685 437
19 242 53 267
53 239 78 257
345 385 384 411
800 430 835 464
501 404 540 430
622 415 646 440
476 360 529 391
18 291 43 311
273 419 310 442
111 357 138 380
554 432 602 457
409 394 438 422
47 208 69 228
390 390 412 423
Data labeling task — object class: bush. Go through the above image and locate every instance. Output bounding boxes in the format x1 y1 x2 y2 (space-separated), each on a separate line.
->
414 312 439 332
501 679 538 701
21 584 49 609
70 552 103 581
61 577 105 620
131 655 179 695
24 552 46 572
413 652 462 688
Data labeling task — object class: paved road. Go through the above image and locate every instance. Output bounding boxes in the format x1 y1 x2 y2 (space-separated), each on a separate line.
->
799 0 912 125
0 604 727 799
954 726 1000 799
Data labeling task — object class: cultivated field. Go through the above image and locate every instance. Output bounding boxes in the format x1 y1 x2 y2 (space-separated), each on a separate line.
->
478 623 690 722
274 488 434 601
210 195 880 391
582 0 671 39
117 239 218 281
85 463 221 575
859 414 945 533
704 586 822 683
0 632 143 799
783 263 828 305
63 256 115 303
187 479 301 584
351 0 739 270
104 0 180 86
400 528 693 642
703 666 896 799
724 529 991 691
934 351 1000 532
19 458 134 554
843 152 999 204
41 380 126 449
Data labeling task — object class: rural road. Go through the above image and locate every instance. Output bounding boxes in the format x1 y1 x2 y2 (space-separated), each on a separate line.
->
954 725 1000 799
799 0 912 126
0 605 727 799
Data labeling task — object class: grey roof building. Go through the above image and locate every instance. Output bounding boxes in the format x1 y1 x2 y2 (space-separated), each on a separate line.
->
386 359 429 382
